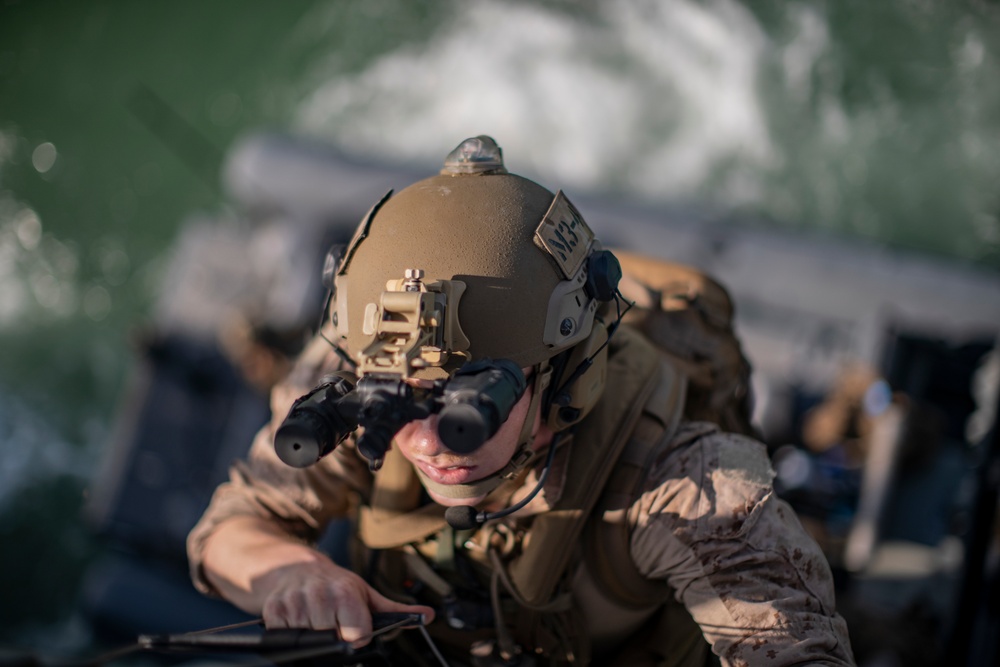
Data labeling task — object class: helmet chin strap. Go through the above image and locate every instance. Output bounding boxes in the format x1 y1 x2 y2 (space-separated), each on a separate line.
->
415 363 552 501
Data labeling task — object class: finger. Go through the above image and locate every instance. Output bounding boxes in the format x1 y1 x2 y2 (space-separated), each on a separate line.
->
283 588 311 628
334 594 374 645
368 589 436 625
262 597 291 629
264 591 312 629
302 582 340 630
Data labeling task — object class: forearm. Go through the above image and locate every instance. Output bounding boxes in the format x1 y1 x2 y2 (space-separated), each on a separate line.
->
201 514 335 614
187 415 368 598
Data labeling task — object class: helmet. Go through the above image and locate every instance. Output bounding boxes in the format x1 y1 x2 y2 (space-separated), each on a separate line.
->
293 137 623 499
332 135 615 378
329 137 620 443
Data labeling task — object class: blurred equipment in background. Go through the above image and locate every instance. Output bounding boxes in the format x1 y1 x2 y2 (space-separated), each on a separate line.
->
770 330 998 667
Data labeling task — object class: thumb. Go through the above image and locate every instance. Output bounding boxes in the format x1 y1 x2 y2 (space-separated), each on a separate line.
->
368 589 436 625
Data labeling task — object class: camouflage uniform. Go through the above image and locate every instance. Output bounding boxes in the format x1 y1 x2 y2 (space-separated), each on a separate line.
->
188 326 855 666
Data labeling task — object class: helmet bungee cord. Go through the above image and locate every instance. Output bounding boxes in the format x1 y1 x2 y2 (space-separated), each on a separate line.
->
273 136 626 526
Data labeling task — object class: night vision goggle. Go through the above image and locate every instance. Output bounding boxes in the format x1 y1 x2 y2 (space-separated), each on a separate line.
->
274 269 528 471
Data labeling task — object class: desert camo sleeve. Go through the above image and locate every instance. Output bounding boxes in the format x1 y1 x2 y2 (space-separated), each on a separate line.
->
630 422 856 667
186 332 372 595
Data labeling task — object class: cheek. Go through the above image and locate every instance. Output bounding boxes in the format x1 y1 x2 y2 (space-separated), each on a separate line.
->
393 422 415 457
478 386 535 462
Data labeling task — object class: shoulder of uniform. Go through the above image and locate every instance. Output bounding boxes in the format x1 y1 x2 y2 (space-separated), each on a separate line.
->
636 422 776 542
658 422 773 483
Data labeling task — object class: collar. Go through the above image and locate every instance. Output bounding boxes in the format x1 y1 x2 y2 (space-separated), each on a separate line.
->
496 430 574 519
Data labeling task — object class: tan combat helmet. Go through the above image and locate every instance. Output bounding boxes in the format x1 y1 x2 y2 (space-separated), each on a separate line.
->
334 136 606 371
329 136 619 496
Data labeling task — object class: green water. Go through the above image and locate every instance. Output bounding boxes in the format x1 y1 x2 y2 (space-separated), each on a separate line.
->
1 0 999 649
0 0 446 645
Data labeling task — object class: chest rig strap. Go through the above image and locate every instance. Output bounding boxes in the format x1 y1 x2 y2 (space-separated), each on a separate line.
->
582 361 687 609
358 444 447 549
500 327 668 608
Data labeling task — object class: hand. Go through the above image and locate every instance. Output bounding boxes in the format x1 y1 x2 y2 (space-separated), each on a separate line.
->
256 558 435 645
200 517 434 647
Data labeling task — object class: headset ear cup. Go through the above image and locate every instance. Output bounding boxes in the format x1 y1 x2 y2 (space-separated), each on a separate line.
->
545 323 610 431
586 250 623 302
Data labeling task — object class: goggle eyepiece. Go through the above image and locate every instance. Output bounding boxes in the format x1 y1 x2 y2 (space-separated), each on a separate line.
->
438 359 526 454
274 358 528 470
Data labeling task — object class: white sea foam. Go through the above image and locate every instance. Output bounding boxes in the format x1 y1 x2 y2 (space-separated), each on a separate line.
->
295 0 775 200
0 199 81 330
294 0 1000 259
0 129 83 330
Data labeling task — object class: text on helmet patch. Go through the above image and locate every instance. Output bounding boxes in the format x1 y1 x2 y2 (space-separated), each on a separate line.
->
535 190 594 279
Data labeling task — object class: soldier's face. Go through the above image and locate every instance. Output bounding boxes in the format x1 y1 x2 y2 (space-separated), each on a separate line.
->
393 377 539 507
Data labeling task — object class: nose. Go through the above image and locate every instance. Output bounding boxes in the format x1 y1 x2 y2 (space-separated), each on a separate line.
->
400 414 450 458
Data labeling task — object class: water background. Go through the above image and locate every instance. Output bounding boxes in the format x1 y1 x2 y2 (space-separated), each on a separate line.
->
1 0 999 650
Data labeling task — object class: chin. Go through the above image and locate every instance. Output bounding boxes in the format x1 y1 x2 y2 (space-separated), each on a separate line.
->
429 490 487 507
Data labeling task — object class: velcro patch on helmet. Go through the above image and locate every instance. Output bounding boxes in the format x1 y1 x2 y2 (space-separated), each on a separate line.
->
535 190 594 280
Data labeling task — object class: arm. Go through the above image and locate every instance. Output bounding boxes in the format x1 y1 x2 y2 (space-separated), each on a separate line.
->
200 515 433 643
630 424 856 666
188 330 431 642
187 423 433 642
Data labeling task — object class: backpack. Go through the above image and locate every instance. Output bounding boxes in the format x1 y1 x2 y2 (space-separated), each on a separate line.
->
613 249 755 439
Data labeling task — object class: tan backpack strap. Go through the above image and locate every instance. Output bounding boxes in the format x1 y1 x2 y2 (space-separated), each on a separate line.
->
358 445 448 549
359 503 448 550
504 328 664 607
583 360 687 609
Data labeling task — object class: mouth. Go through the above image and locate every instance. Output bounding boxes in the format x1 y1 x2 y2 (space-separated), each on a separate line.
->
416 460 478 485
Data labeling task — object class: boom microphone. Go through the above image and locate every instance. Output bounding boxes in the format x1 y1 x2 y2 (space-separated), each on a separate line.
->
444 505 481 531
444 433 561 530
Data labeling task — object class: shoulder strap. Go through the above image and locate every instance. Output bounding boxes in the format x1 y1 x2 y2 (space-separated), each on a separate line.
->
503 329 685 607
582 363 687 608
358 445 447 548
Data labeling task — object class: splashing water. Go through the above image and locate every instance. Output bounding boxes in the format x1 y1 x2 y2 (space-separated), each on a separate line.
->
294 0 1000 264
